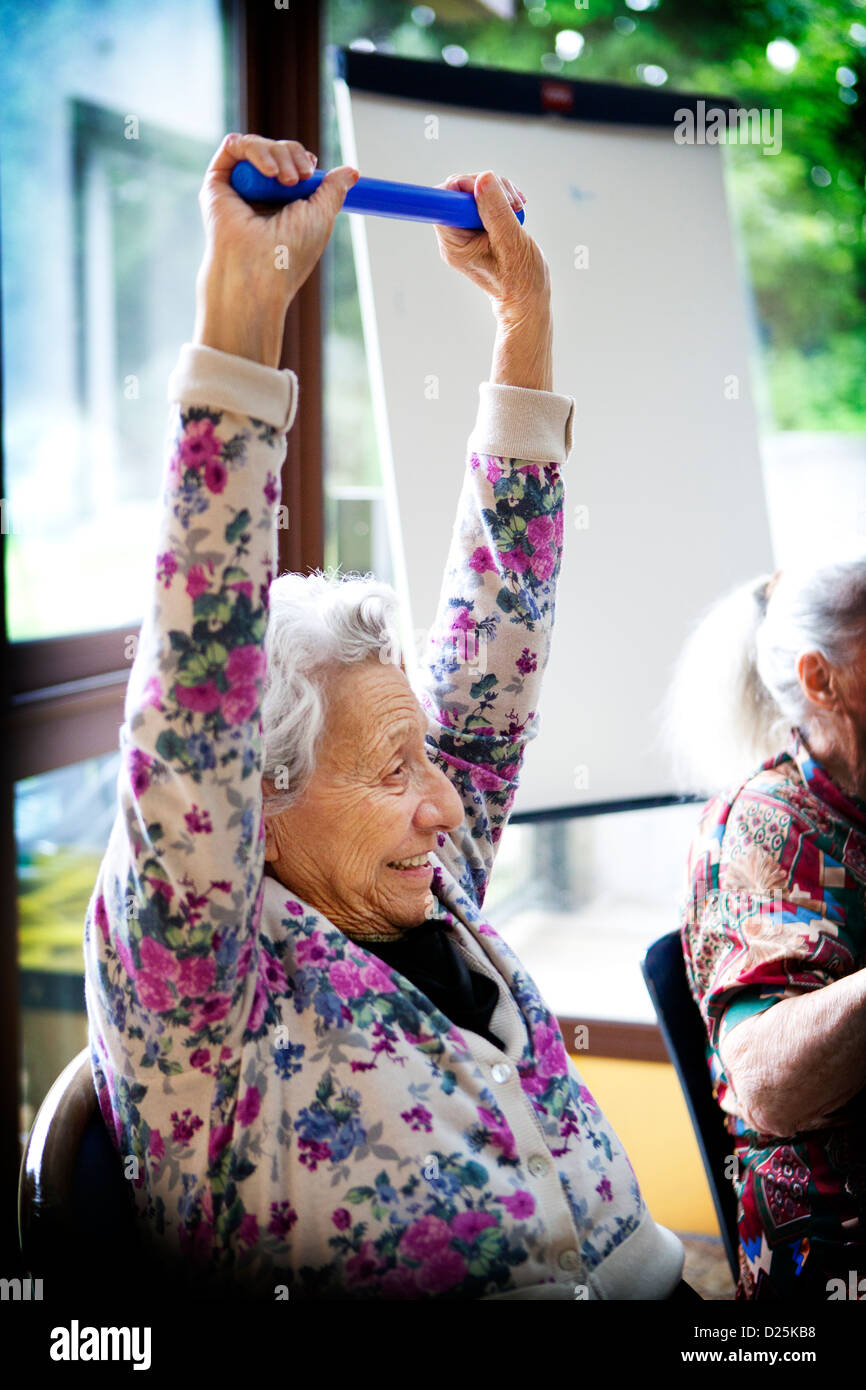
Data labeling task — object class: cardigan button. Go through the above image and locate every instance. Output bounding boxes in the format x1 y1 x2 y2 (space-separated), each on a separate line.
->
491 1063 511 1083
559 1249 580 1272
528 1154 548 1177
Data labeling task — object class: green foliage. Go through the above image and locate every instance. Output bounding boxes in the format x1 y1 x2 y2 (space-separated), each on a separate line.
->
326 0 866 431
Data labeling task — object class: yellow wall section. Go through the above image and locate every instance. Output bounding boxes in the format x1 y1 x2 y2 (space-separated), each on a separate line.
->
569 1054 719 1236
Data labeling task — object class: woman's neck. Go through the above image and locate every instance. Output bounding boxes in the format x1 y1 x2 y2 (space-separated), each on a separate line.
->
803 720 866 803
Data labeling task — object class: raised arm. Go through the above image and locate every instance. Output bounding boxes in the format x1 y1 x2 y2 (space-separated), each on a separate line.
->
413 310 574 912
411 176 574 911
84 137 360 1072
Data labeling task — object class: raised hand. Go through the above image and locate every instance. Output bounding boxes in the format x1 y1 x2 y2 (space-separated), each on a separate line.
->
433 172 550 325
193 133 359 367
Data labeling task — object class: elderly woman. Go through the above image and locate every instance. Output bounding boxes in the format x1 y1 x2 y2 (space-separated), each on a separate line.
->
84 133 686 1301
670 560 866 1299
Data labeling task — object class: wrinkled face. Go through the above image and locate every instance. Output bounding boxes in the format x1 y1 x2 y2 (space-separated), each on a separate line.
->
263 656 464 936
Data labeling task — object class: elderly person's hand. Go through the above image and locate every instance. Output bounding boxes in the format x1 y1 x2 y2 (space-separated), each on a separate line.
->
433 171 551 325
193 132 359 368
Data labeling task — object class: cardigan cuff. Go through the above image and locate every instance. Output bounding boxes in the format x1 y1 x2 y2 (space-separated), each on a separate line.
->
467 382 575 465
167 343 299 433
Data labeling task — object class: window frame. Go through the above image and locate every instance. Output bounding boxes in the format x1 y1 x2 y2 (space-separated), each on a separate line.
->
0 0 325 1267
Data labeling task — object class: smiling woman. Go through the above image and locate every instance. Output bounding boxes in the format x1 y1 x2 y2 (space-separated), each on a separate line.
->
81 131 689 1301
263 654 463 940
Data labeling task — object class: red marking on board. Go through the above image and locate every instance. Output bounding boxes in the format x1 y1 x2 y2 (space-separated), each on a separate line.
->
541 81 574 113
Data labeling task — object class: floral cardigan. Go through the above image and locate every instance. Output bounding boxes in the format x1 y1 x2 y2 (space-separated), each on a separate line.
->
83 343 684 1301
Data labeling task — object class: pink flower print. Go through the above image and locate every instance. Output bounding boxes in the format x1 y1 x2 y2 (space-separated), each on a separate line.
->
137 972 176 1012
127 748 152 796
329 960 366 999
139 937 179 979
527 513 555 546
554 508 564 545
146 1130 165 1167
221 684 258 726
415 1248 468 1294
261 953 287 993
596 1177 613 1203
477 1105 518 1161
228 579 253 600
285 900 305 917
185 565 211 599
94 895 110 945
238 1213 259 1247
189 1048 211 1069
451 1210 498 1242
180 418 220 470
190 993 232 1030
486 457 505 484
204 456 228 494
170 1108 203 1145
264 471 279 504
115 937 136 977
535 1022 569 1080
501 546 529 574
332 1208 351 1231
345 1241 380 1285
144 876 174 906
247 975 267 1035
398 1214 452 1261
175 680 222 714
530 545 555 582
208 1124 232 1163
226 644 267 685
516 648 537 677
400 1105 433 1133
184 805 213 835
142 675 163 710
470 764 504 793
268 1201 298 1239
295 937 329 965
237 1086 261 1128
450 606 474 634
468 545 496 574
498 1189 535 1219
360 961 397 994
178 955 217 997
157 551 178 588
201 1188 213 1224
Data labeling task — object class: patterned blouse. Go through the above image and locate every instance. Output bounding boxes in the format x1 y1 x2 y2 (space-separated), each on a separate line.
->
83 342 684 1301
680 725 866 1299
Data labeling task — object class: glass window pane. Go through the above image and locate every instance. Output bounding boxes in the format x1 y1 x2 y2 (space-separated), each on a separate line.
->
16 751 121 1138
1 0 236 640
483 804 703 1024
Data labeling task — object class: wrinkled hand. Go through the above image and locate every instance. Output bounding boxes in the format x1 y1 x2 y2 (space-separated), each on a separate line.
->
194 133 359 366
434 172 551 322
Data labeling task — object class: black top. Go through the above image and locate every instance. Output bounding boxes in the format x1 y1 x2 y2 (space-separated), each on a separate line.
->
363 917 506 1052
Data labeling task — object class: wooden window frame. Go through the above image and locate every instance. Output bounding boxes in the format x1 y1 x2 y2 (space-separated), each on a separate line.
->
0 0 324 1269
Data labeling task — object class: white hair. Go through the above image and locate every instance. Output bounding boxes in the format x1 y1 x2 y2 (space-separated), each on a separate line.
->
660 558 866 796
261 566 405 815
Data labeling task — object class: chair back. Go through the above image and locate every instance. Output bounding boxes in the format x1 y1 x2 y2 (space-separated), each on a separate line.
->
18 1045 138 1283
641 931 740 1283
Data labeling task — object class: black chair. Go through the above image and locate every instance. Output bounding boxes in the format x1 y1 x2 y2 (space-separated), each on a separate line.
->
641 930 740 1283
18 1046 140 1288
